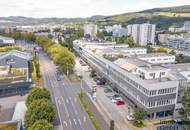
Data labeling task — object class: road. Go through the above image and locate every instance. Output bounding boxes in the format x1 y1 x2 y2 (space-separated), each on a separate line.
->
39 51 94 130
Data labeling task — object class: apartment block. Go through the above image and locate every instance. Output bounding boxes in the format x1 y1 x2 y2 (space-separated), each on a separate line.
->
127 23 156 46
84 24 98 38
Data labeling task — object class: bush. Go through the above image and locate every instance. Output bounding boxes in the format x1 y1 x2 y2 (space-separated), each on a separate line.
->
25 99 55 129
27 120 53 130
26 88 51 107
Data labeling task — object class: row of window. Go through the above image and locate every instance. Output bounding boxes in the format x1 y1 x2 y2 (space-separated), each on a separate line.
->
148 99 175 108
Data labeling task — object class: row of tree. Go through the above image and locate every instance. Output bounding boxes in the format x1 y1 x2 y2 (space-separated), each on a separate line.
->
36 36 75 74
25 87 55 130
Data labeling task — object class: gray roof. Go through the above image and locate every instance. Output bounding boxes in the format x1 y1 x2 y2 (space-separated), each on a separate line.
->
0 50 31 61
0 35 14 40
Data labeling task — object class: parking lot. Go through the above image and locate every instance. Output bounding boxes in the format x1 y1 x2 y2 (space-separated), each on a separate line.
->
75 57 136 130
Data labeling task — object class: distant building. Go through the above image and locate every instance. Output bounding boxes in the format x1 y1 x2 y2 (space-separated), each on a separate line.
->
158 34 170 44
166 34 190 51
136 53 176 64
0 36 15 46
84 24 98 38
169 21 190 33
127 23 156 46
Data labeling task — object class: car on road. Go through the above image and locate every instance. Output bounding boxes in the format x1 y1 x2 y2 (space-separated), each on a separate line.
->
116 99 125 105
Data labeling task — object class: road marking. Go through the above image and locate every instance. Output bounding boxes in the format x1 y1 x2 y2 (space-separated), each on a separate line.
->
54 97 64 130
69 96 72 100
66 99 69 104
57 99 62 105
73 118 77 125
74 109 78 115
74 97 77 102
71 101 74 107
83 116 87 123
63 121 67 127
78 118 82 125
62 82 65 86
69 119 72 126
60 96 70 117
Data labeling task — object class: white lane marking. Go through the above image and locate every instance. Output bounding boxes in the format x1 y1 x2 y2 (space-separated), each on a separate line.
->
69 119 72 126
69 96 72 100
78 118 82 126
83 116 87 123
57 99 62 105
63 121 67 127
62 82 65 86
75 110 78 115
60 96 70 117
73 118 77 125
74 97 77 102
66 99 69 104
54 97 64 130
71 101 74 107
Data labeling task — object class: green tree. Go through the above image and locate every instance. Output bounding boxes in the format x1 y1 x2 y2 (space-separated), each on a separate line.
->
26 88 51 107
156 47 167 53
97 31 105 40
180 87 190 130
25 99 55 129
27 120 53 130
110 120 115 130
133 108 146 127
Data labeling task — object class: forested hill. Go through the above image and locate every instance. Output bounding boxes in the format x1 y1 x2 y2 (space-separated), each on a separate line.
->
0 5 190 30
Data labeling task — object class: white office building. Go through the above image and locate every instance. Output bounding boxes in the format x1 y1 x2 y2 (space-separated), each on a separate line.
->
74 40 189 119
84 24 98 38
136 53 176 64
127 23 156 46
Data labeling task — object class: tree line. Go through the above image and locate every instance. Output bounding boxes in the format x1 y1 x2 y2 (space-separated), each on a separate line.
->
0 32 75 75
36 36 75 74
25 87 55 130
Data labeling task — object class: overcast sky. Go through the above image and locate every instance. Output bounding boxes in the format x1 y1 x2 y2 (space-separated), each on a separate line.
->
0 0 190 18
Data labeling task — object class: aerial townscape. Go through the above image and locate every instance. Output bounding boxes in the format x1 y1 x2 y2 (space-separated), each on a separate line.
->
1 1 190 130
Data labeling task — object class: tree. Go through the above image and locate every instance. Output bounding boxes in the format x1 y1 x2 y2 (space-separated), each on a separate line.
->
156 47 167 53
133 108 146 127
97 31 105 40
27 120 53 130
26 88 51 107
180 87 190 130
110 120 115 130
25 99 55 129
146 46 154 53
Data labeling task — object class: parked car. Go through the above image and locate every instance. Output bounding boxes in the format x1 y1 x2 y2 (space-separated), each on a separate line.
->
116 99 125 105
104 88 112 93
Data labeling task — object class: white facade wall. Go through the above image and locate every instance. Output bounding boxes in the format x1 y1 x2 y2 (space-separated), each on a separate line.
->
139 55 175 64
136 67 170 80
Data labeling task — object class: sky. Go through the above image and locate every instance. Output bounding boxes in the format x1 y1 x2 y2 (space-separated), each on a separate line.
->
0 0 190 18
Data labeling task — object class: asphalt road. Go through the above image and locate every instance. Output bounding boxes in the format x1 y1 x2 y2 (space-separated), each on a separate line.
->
39 52 94 130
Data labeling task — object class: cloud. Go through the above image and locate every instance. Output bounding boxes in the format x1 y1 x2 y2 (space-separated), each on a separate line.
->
0 0 189 18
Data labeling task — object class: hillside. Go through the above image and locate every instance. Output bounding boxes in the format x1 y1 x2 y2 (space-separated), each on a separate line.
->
0 5 190 29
